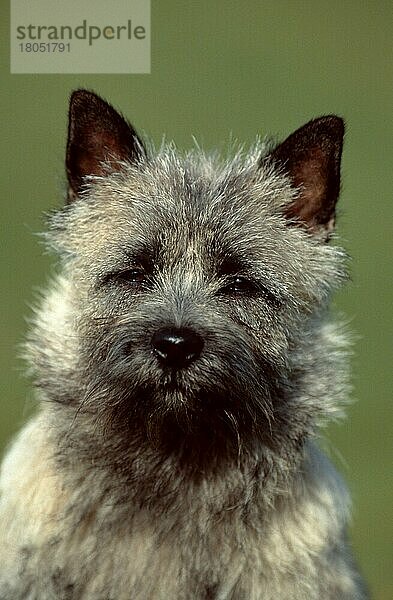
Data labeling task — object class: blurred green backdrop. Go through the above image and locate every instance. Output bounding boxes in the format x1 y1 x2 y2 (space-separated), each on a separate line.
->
1 2 392 598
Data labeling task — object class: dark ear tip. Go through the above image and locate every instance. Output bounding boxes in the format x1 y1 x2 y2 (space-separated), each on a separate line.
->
267 115 346 170
69 89 108 114
70 88 91 104
308 115 345 140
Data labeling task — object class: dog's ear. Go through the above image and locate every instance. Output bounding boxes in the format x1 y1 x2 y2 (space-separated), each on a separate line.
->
263 116 344 240
66 89 146 202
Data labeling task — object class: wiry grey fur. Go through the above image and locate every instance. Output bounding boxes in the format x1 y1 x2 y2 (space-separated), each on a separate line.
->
0 91 367 599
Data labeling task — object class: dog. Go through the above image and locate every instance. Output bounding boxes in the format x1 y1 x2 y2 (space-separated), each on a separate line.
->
0 90 367 599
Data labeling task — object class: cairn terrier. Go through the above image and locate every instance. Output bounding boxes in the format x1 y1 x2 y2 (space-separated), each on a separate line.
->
0 90 367 599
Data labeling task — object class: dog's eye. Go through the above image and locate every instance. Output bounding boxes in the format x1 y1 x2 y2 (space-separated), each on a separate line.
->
219 276 280 306
108 268 147 285
219 276 259 295
117 268 146 283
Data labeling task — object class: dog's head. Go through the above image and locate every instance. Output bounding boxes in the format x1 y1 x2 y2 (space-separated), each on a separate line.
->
34 91 347 459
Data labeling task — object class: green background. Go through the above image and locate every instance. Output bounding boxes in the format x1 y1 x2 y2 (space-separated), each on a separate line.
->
1 2 392 597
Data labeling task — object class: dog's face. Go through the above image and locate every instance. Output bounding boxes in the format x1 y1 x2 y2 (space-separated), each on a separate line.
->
45 91 345 456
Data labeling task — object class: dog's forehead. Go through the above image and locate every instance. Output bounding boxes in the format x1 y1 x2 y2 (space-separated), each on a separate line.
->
109 194 281 268
109 162 288 244
64 153 295 272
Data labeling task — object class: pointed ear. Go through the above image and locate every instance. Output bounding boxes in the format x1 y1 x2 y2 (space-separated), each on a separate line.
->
66 90 146 202
264 116 344 239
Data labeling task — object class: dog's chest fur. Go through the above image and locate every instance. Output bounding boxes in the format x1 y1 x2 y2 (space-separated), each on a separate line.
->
0 414 355 600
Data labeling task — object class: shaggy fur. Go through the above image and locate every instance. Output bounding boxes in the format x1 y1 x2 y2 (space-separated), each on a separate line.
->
0 90 367 599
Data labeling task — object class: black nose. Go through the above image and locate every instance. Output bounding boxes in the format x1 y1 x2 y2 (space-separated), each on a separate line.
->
151 327 204 368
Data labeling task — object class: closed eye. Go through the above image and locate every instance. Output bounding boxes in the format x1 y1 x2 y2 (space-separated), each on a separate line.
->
218 276 280 307
103 267 149 287
219 276 259 295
